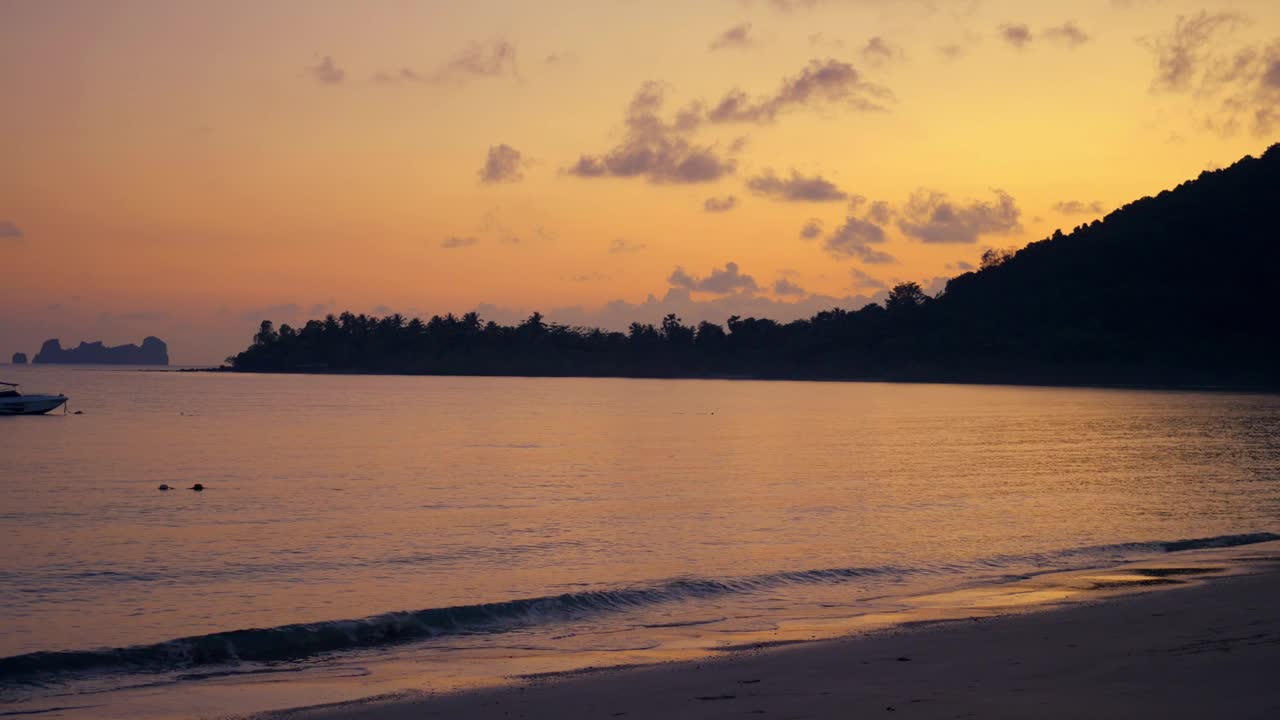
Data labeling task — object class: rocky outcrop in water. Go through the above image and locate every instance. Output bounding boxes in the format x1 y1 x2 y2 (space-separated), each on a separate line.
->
10 352 27 364
33 337 169 365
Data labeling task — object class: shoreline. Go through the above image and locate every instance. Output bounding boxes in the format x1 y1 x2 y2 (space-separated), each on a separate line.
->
179 366 1280 396
14 362 1269 394
258 542 1280 720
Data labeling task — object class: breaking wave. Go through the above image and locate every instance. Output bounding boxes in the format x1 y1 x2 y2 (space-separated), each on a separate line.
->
1 531 1274 684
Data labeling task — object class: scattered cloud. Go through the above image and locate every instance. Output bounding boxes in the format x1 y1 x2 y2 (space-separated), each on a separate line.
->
768 0 821 11
704 195 739 213
867 200 893 224
800 218 824 239
544 51 579 65
827 216 885 247
307 56 345 85
609 238 647 254
939 32 983 61
993 21 1090 50
948 260 976 271
710 23 755 51
861 36 904 67
824 216 896 263
764 0 955 16
855 248 896 264
1207 41 1280 136
373 67 427 84
478 144 526 184
707 59 892 124
773 277 807 296
747 169 848 202
566 82 737 184
476 206 530 244
1043 21 1091 48
668 261 759 295
374 40 518 85
0 221 22 240
1146 12 1245 93
897 189 1021 244
808 32 845 50
437 40 518 82
567 59 891 183
441 235 479 249
1053 200 1107 215
849 266 888 291
1145 13 1279 136
999 23 1033 50
533 225 558 244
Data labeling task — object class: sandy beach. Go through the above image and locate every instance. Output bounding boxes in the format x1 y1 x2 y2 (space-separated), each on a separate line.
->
265 548 1280 720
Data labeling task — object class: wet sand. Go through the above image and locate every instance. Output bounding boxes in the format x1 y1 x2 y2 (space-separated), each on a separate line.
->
263 547 1280 720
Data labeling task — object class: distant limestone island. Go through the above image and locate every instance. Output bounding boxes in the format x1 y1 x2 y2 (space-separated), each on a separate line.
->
11 352 27 364
227 144 1280 389
34 337 169 366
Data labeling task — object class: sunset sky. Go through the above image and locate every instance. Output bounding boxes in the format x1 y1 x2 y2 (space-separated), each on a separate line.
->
3 0 1278 364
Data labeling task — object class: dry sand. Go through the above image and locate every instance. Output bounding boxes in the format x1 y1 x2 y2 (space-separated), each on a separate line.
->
264 553 1280 720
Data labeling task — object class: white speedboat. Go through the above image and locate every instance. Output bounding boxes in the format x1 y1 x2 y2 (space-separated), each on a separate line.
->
0 382 68 415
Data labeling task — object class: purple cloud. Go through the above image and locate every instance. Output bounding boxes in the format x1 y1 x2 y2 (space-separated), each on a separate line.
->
479 144 526 183
668 261 759 295
897 189 1021 244
747 169 848 202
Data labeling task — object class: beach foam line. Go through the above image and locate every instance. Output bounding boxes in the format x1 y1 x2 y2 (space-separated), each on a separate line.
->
1 531 1274 684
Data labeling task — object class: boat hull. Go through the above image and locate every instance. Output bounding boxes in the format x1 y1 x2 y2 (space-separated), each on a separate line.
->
0 396 68 415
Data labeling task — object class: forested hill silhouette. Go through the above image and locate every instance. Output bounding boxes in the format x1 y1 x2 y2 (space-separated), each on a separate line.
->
229 145 1280 387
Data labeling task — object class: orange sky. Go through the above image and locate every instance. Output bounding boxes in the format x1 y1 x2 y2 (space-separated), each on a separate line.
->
3 0 1278 363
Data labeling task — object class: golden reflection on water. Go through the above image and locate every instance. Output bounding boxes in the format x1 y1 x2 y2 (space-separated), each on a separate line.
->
1 368 1279 718
1 370 1278 657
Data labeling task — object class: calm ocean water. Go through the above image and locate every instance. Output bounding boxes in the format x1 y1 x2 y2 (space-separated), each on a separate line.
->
1 366 1278 717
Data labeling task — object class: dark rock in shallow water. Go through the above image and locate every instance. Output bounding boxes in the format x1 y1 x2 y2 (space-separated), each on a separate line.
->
158 484 171 491
11 352 27 364
33 337 168 365
190 483 204 491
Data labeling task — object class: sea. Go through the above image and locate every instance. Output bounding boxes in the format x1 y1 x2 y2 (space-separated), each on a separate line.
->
1 365 1278 718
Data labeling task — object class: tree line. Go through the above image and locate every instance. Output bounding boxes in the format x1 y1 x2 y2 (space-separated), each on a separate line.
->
228 144 1280 388
230 281 935 380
